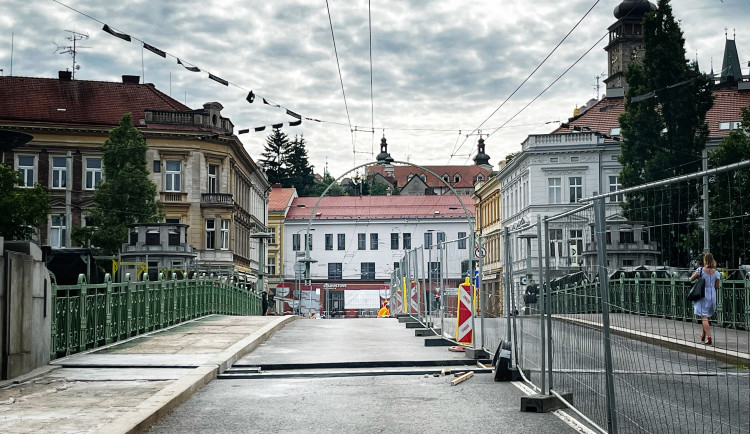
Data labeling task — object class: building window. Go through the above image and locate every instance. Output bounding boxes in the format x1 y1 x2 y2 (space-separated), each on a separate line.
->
168 228 180 246
370 233 378 250
608 176 623 202
391 233 399 250
424 232 433 249
436 231 445 248
570 229 583 262
325 234 334 250
221 219 230 249
718 121 741 130
206 219 216 249
270 227 276 244
548 178 561 204
361 262 375 280
642 228 650 244
17 155 35 187
458 232 467 249
610 127 621 136
129 230 138 246
165 160 181 192
429 262 441 281
50 215 66 248
454 174 461 183
51 156 67 189
293 233 301 251
476 174 484 182
569 176 582 203
393 262 400 270
328 263 343 280
622 259 635 267
403 233 411 250
84 157 103 190
442 174 450 183
358 233 366 250
549 229 563 258
337 233 346 250
619 229 634 244
268 257 276 275
145 228 160 245
208 164 218 193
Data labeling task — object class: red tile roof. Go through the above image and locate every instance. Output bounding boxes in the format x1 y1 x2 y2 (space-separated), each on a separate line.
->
286 195 475 220
367 165 490 189
553 87 750 140
268 188 297 212
0 76 190 127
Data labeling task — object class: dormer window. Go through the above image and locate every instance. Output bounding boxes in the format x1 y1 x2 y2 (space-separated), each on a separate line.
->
407 174 414 181
420 174 426 182
476 174 484 182
454 174 461 183
442 174 450 183
719 121 742 131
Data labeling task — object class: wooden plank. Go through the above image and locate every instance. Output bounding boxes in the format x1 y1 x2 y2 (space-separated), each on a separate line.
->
450 371 474 386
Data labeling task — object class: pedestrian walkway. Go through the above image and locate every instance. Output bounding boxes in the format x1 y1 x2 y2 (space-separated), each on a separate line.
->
0 315 295 434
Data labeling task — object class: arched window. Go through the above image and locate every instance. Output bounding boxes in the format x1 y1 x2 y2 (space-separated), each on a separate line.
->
442 174 450 183
454 174 461 183
407 174 414 181
420 174 427 182
476 174 484 182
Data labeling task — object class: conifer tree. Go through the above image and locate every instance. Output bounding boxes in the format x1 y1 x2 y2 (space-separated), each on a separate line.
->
618 0 713 266
259 128 291 186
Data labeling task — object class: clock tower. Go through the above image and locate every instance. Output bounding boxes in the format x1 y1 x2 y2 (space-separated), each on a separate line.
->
603 0 656 98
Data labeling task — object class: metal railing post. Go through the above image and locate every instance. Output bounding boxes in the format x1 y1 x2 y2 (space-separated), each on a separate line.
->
536 215 547 395
594 197 618 434
543 217 553 393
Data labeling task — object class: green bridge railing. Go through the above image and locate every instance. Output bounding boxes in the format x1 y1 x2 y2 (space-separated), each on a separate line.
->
51 272 262 360
549 271 750 330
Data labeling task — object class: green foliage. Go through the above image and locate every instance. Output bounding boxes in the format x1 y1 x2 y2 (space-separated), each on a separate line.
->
618 0 713 266
0 163 50 240
505 151 521 163
307 172 346 197
259 128 292 186
287 135 316 196
682 106 750 268
72 113 164 254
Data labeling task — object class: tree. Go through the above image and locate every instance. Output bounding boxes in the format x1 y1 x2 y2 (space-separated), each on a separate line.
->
0 164 50 240
308 172 346 197
682 106 750 268
72 113 164 254
287 135 316 196
259 128 292 186
618 0 713 266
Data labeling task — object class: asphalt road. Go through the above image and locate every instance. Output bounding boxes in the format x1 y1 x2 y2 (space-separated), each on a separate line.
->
148 318 580 434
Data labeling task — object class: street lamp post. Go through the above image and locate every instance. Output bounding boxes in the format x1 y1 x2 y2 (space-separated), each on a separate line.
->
295 228 317 316
249 232 273 312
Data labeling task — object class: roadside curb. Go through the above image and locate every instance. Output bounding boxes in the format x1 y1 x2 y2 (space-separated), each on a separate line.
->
100 315 298 433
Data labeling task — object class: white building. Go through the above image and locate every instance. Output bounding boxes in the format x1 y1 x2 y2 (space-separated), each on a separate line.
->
281 195 475 316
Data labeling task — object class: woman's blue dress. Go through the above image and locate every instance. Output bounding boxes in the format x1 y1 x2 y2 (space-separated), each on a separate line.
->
693 267 720 317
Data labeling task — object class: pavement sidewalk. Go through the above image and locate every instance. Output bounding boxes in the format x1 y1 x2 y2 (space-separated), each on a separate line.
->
0 315 296 434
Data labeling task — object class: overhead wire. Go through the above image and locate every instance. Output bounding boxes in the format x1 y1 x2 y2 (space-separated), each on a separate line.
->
368 0 375 160
449 0 603 163
325 0 356 163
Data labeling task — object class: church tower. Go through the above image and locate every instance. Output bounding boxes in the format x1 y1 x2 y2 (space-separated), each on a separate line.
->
473 137 491 170
603 0 656 98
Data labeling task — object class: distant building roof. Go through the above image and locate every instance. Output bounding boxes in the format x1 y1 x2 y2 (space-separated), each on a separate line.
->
0 75 189 127
268 188 297 212
367 165 490 189
286 195 475 220
554 86 750 140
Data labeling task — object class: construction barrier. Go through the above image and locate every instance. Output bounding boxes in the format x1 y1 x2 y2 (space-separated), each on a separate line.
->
455 276 473 345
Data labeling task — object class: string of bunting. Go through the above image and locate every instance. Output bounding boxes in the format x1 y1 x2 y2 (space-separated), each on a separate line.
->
101 20 304 132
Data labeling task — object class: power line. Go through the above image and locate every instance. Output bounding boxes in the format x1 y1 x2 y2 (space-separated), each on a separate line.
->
325 0 356 165
368 0 375 160
450 0 603 162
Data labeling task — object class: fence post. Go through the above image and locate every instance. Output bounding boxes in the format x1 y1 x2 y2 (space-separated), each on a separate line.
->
594 197 618 434
79 274 87 352
744 273 750 331
105 274 113 344
536 215 548 395
503 227 512 343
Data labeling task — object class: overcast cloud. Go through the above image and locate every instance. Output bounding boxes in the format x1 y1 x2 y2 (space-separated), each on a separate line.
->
1 0 748 178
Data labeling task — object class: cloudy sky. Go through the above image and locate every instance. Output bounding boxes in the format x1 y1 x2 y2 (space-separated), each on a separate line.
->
1 0 748 178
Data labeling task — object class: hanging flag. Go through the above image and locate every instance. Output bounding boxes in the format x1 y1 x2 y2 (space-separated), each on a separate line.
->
286 109 301 120
289 119 302 127
177 59 200 72
255 126 266 132
246 91 255 103
102 24 131 42
238 129 250 134
263 98 281 108
208 73 229 86
143 42 166 58
272 123 283 129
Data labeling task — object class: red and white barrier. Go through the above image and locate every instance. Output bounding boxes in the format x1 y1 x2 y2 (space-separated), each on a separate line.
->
455 277 473 345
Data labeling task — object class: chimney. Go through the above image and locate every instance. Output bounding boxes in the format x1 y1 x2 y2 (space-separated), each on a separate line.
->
122 75 140 84
58 70 72 81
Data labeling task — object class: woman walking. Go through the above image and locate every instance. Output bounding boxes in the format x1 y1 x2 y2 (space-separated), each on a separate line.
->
689 253 721 345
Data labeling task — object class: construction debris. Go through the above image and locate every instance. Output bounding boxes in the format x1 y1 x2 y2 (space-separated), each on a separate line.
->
451 371 474 386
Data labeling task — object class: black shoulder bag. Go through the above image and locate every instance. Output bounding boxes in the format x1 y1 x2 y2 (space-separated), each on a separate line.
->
687 268 705 302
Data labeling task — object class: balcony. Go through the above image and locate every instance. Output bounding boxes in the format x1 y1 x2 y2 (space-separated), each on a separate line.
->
201 193 234 208
160 192 188 203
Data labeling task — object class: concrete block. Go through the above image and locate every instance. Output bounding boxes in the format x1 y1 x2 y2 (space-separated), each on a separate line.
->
398 316 419 324
464 347 490 360
521 392 573 413
424 337 455 346
414 328 436 337
405 322 424 329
